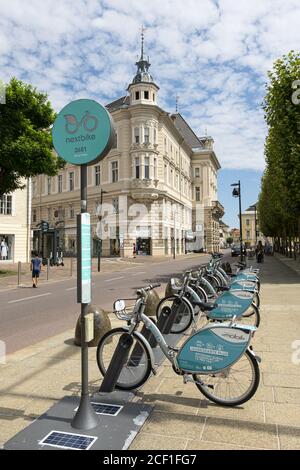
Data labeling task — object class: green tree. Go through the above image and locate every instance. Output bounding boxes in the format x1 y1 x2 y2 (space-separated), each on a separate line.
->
226 237 233 245
259 51 300 248
0 78 64 196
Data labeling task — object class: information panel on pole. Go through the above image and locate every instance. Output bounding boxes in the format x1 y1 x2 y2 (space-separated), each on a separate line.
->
77 212 91 304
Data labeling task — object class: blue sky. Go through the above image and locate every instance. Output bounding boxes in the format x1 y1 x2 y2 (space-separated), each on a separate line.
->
1 0 300 226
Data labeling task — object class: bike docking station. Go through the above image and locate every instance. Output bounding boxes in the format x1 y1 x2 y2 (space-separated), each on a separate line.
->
4 99 152 451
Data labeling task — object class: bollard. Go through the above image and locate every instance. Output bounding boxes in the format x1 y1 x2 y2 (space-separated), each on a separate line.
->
17 261 21 286
47 258 50 280
99 333 133 393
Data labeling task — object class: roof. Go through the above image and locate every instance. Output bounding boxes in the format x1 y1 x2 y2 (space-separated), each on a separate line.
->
244 202 258 213
171 114 204 149
106 96 130 112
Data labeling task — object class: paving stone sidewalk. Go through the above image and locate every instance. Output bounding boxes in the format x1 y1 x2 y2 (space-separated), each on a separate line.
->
0 254 300 450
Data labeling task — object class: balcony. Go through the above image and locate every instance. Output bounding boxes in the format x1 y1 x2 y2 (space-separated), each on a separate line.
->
212 200 225 218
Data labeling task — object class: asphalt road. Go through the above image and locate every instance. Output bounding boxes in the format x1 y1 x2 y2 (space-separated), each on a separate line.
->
0 251 231 354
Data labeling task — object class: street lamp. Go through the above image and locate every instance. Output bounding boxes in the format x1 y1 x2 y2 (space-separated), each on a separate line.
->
231 180 244 262
97 189 107 272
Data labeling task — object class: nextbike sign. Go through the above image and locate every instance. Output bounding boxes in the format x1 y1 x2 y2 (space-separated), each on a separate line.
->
52 99 114 166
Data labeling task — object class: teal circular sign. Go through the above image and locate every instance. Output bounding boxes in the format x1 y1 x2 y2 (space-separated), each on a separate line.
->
52 99 114 165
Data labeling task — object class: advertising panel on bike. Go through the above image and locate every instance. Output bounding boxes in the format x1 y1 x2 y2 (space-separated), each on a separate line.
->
52 98 115 166
177 325 251 373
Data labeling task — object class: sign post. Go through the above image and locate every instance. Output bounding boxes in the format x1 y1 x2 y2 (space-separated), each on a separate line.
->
52 99 114 430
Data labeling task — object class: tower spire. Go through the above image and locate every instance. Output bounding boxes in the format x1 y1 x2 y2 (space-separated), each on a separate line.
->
140 24 146 60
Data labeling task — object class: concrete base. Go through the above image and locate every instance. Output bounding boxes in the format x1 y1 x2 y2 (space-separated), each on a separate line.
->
4 394 152 451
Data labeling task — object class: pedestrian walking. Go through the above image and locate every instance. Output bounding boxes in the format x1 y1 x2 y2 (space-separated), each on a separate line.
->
133 243 136 258
31 252 42 288
256 241 264 263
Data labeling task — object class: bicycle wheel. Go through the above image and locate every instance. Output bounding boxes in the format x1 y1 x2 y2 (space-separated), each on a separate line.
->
241 303 260 328
96 327 152 390
156 296 193 334
193 349 260 406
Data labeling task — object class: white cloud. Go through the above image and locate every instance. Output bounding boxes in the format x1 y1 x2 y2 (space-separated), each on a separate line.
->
1 0 300 170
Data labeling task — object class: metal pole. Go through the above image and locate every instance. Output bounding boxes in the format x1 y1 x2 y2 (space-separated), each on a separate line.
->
97 189 104 272
72 164 98 430
238 181 244 262
17 261 21 286
47 258 50 280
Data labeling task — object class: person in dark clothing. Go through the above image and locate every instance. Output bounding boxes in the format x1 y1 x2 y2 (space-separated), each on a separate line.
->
256 241 264 263
31 253 42 287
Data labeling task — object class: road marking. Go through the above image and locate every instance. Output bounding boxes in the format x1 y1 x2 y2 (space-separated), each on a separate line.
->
131 272 147 276
104 276 124 282
8 293 52 304
66 287 77 291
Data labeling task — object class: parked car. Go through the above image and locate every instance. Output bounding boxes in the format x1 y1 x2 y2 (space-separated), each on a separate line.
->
231 244 241 256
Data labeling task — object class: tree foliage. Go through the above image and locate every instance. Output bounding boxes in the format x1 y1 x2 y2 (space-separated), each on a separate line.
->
258 51 300 239
0 78 64 196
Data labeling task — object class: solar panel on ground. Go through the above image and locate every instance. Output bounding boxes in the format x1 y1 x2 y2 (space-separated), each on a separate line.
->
74 402 123 416
39 431 97 450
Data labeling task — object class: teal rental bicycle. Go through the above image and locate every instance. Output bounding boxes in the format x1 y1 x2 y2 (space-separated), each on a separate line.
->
96 284 260 407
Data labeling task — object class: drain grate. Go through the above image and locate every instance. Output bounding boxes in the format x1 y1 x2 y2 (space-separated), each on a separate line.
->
74 402 123 416
39 431 97 450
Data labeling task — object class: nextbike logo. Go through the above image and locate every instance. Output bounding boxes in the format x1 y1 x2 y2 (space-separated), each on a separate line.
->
222 333 247 341
64 111 98 134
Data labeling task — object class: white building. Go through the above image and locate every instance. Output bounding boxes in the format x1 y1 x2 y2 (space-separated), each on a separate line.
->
31 37 224 257
0 180 31 263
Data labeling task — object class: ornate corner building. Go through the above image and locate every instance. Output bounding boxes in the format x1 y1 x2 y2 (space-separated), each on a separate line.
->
31 36 224 257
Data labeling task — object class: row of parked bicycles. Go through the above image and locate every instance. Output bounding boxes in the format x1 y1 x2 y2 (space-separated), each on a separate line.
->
96 254 262 407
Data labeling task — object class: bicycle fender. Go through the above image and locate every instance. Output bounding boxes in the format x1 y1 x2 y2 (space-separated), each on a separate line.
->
133 331 157 374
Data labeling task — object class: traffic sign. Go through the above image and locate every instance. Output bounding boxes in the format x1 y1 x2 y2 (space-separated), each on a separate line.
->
52 99 115 166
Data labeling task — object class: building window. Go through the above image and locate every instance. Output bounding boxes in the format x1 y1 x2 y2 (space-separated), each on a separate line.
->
95 165 100 186
134 127 140 144
32 208 37 223
154 158 157 179
69 205 74 219
114 131 118 149
195 167 200 178
164 137 167 153
164 164 167 182
47 176 51 195
153 128 157 144
153 93 155 101
112 198 119 214
135 157 140 179
246 230 250 239
135 91 140 100
111 161 118 183
69 172 74 191
246 219 250 226
176 173 179 190
144 127 150 144
0 195 12 215
195 186 201 202
58 175 63 193
170 168 173 187
144 90 149 99
144 156 150 179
